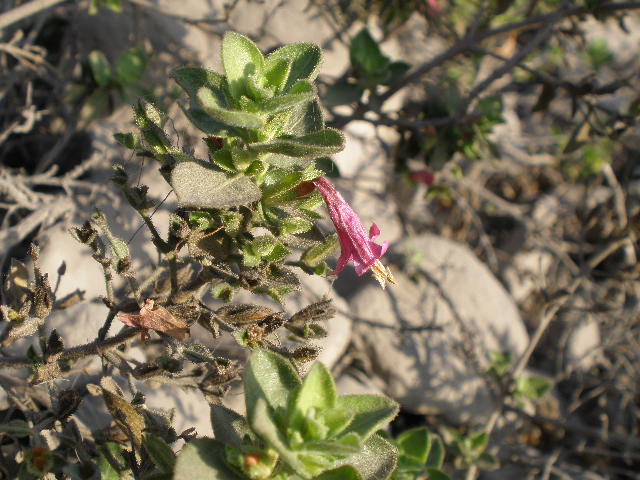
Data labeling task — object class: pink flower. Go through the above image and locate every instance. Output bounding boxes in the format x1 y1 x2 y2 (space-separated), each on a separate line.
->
311 177 395 288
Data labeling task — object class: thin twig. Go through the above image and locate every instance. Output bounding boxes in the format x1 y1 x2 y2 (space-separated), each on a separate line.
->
0 0 68 30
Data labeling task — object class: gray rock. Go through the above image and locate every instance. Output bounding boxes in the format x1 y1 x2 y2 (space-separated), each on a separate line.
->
350 234 528 424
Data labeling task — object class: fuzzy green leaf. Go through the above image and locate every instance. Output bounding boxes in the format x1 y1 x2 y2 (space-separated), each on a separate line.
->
89 50 112 87
181 106 242 138
174 438 244 480
171 161 261 208
279 217 314 235
114 132 142 150
337 433 398 480
222 32 265 100
248 235 278 256
250 397 308 476
210 404 253 449
116 48 146 85
244 349 301 421
250 129 344 157
301 235 338 267
289 362 337 427
266 43 322 91
265 58 292 92
172 66 225 100
315 465 363 480
335 395 399 441
197 87 264 129
258 81 316 114
143 435 175 473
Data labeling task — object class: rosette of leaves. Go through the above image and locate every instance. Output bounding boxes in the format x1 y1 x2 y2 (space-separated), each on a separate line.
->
114 32 344 302
174 349 399 479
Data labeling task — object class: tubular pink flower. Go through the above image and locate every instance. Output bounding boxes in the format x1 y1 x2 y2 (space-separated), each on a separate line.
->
312 177 395 288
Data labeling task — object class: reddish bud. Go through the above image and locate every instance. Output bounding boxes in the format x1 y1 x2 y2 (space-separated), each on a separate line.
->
207 136 224 150
294 181 315 197
410 170 435 186
245 453 260 467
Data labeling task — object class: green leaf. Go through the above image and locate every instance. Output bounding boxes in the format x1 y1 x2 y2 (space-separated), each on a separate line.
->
174 438 244 480
286 98 324 136
181 106 243 138
136 99 165 128
116 47 146 85
337 433 397 480
335 395 399 441
426 468 451 480
315 465 363 480
244 349 301 420
266 43 322 91
210 404 253 449
289 362 337 427
264 243 290 262
144 434 176 473
301 235 338 267
197 87 264 129
97 442 126 480
265 58 292 92
396 428 431 464
114 132 142 150
262 171 304 203
222 32 265 101
104 0 122 12
350 29 389 75
426 437 445 469
466 432 488 454
79 89 110 124
258 81 316 113
171 161 261 208
210 149 237 172
250 129 345 158
89 50 112 87
0 420 33 437
318 408 355 438
248 235 278 256
211 282 235 302
280 217 313 235
515 376 552 400
250 397 308 476
172 66 225 100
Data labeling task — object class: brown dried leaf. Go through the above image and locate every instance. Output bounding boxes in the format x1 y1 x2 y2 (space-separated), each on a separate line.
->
118 299 189 340
95 378 145 449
